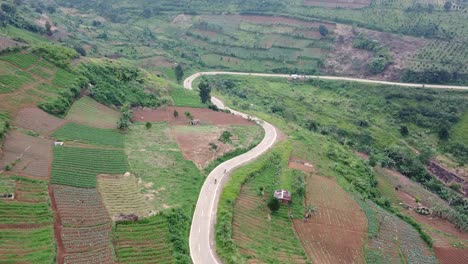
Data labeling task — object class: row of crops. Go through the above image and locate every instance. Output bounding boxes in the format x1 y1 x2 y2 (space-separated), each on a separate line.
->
0 53 39 69
50 146 129 188
51 122 125 148
0 175 56 263
0 70 35 94
114 216 177 264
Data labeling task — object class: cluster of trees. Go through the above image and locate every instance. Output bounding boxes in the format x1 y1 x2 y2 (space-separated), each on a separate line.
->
39 75 88 116
0 2 45 33
33 44 79 67
117 103 132 131
402 69 468 84
81 62 162 107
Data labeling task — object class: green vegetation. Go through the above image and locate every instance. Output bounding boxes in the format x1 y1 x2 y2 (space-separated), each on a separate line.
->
0 111 10 142
0 70 34 93
170 84 206 108
51 122 125 148
0 52 39 69
51 147 129 188
124 122 203 211
65 96 120 128
33 44 79 68
53 68 78 87
0 227 56 264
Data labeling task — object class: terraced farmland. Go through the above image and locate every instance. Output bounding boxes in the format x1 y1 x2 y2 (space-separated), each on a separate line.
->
0 70 35 93
113 216 176 264
51 122 125 148
64 247 115 264
0 53 39 69
0 227 55 263
0 176 53 225
65 96 120 129
51 146 129 188
97 174 151 219
53 68 77 87
62 224 113 253
52 185 110 227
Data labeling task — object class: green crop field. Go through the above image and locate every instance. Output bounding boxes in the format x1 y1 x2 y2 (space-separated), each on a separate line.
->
51 122 125 148
65 96 120 129
51 146 129 188
30 65 53 79
125 122 203 211
0 175 52 225
0 53 39 69
0 227 56 264
0 70 35 93
114 216 177 264
53 68 77 87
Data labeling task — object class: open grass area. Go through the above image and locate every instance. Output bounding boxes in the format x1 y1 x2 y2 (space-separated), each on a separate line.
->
51 122 124 148
124 122 203 211
65 96 120 129
51 146 129 188
451 112 468 145
170 84 206 108
0 227 56 264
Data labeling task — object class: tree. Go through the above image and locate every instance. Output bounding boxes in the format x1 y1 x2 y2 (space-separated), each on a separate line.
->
439 127 449 140
444 1 452 11
74 45 86 56
199 81 211 104
45 21 52 36
267 196 280 212
319 25 329 37
400 125 409 136
218 131 232 144
173 110 179 118
174 64 184 83
117 103 132 131
145 122 152 129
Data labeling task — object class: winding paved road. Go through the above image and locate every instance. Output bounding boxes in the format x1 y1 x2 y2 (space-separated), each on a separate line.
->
185 71 468 264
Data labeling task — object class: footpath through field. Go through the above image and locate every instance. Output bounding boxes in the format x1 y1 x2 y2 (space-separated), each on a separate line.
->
185 71 468 264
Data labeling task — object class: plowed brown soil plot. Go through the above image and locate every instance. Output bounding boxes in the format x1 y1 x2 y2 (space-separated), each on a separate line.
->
13 107 66 135
434 247 468 264
304 0 371 9
288 158 315 173
0 131 52 178
53 185 114 264
133 107 254 126
52 185 110 227
173 125 234 167
292 174 367 264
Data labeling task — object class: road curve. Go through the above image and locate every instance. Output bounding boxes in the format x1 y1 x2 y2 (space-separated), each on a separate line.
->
184 71 468 90
185 71 468 264
185 74 278 264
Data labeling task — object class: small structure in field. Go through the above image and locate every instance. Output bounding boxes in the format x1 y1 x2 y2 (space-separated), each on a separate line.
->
113 213 139 222
0 193 14 200
273 189 291 204
54 142 64 147
190 119 201 125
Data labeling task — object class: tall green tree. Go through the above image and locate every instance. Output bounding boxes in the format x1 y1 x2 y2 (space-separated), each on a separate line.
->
199 81 211 104
175 64 184 83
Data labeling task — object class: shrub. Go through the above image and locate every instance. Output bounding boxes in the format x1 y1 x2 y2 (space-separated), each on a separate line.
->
267 196 280 212
145 122 152 129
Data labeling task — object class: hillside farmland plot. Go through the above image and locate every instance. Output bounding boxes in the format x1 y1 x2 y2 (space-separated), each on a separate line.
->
51 146 129 188
113 216 177 264
13 107 66 135
0 227 55 263
65 96 120 129
51 122 125 148
292 174 367 264
0 130 53 178
64 247 114 264
61 224 113 253
0 53 39 69
52 185 110 227
124 123 203 211
97 174 152 219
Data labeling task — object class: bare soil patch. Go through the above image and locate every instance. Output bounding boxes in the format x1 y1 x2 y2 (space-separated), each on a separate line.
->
324 24 427 81
0 131 52 179
304 0 371 9
173 125 234 168
288 158 315 173
292 174 367 264
138 56 174 68
434 247 468 264
132 106 254 126
0 36 26 51
14 107 66 135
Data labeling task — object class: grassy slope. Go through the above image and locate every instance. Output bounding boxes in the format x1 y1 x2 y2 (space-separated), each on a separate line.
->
51 122 125 148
